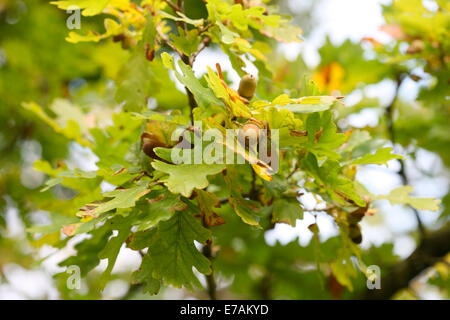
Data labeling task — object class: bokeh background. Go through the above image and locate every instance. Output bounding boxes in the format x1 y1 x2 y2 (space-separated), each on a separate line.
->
0 0 449 299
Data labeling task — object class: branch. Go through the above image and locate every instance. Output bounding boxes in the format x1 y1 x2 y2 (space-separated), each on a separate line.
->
156 28 184 58
189 36 211 66
202 240 217 300
249 168 259 201
163 0 181 12
156 22 200 124
259 273 273 300
157 1 212 124
286 163 299 179
176 0 187 32
360 223 450 299
386 74 426 238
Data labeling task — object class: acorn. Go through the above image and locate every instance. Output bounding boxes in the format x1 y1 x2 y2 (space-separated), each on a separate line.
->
238 74 257 100
349 224 362 244
348 205 367 224
240 123 260 140
238 122 260 149
113 33 125 43
121 36 137 50
141 133 166 160
239 123 260 141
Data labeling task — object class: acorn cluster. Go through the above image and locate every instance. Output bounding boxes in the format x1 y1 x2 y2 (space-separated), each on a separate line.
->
141 74 259 157
347 206 367 244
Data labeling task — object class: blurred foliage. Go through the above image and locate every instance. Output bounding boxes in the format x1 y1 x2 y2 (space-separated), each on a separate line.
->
0 0 448 300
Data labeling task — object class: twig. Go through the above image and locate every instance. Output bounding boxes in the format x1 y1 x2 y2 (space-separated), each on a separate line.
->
177 0 184 12
189 36 211 65
163 0 181 12
259 273 272 300
158 4 217 298
185 87 197 124
249 168 259 201
199 22 214 34
158 0 212 124
176 0 187 32
286 163 299 179
386 74 426 238
202 240 217 300
361 223 450 299
156 28 184 58
303 206 335 212
130 171 150 183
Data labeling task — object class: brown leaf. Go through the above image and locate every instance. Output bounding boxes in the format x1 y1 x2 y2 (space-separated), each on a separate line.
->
197 190 226 227
62 225 76 237
314 127 323 143
290 130 308 137
328 274 344 300
379 24 406 40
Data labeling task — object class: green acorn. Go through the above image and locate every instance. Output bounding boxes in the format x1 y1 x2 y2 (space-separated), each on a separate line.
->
238 74 257 100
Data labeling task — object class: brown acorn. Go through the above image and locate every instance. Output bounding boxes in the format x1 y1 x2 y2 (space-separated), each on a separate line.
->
349 224 362 244
141 133 166 160
238 122 260 149
113 33 125 43
241 123 260 139
121 36 137 50
238 74 257 100
348 204 368 225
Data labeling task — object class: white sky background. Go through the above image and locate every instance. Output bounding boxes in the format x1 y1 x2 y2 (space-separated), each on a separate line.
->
1 0 448 299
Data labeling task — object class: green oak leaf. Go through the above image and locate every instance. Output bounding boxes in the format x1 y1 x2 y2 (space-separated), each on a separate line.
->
27 213 80 235
351 147 402 165
261 22 303 43
160 11 204 26
78 182 150 218
161 52 223 108
22 101 91 147
305 110 346 159
196 190 225 226
340 129 371 153
204 66 251 118
136 189 188 230
224 172 261 227
377 186 441 211
50 0 110 16
98 216 132 289
114 54 153 112
34 160 101 193
171 27 201 56
59 222 113 276
131 254 161 295
129 212 211 293
272 199 303 226
228 191 261 227
152 160 226 197
302 153 365 206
